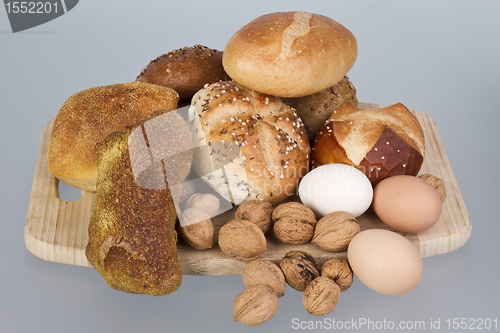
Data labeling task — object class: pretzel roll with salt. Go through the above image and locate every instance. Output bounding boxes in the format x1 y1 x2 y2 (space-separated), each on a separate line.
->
311 103 425 185
188 81 310 205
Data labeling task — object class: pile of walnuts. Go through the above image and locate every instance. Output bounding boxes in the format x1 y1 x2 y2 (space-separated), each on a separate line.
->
217 200 361 260
234 253 353 326
177 196 360 326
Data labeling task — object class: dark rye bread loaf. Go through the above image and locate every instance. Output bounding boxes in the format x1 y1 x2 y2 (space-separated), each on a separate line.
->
136 45 230 104
85 108 192 296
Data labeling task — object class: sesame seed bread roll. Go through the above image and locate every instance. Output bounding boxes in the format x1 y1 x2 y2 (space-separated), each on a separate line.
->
311 103 425 185
222 11 357 98
188 81 310 205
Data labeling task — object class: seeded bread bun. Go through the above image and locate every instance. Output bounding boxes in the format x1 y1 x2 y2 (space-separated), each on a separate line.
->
47 82 179 192
222 11 357 98
282 76 358 141
136 45 229 104
311 103 425 185
188 81 310 205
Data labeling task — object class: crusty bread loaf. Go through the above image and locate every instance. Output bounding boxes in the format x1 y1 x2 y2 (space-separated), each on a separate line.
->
47 82 179 192
311 103 425 185
222 11 357 98
188 81 310 205
136 45 229 104
282 76 358 141
85 108 192 296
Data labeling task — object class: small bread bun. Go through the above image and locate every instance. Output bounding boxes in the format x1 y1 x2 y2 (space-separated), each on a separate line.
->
222 12 357 98
311 103 425 185
282 76 358 141
188 81 310 205
47 82 179 192
136 45 229 103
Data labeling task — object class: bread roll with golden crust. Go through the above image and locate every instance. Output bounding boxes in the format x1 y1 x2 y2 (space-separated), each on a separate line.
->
282 76 358 141
136 45 229 104
47 82 179 192
222 11 357 98
311 103 425 185
188 81 310 205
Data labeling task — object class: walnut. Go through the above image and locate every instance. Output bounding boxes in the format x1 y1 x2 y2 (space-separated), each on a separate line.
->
179 182 196 202
418 174 447 202
272 202 317 244
279 250 320 291
178 207 215 250
303 276 341 316
243 258 286 297
184 193 220 217
235 200 273 233
233 285 279 326
311 211 360 252
321 258 353 292
218 219 267 261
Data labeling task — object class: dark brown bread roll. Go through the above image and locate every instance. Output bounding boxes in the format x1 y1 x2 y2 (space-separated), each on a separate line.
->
136 45 230 104
282 76 358 141
85 108 192 296
311 103 425 185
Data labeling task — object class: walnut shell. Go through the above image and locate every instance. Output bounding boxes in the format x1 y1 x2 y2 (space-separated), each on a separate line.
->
233 285 279 326
279 250 320 291
178 207 215 250
311 211 360 251
272 202 317 244
418 174 447 202
321 258 353 292
179 182 196 202
218 219 267 261
235 200 273 234
184 193 220 217
303 276 341 316
243 259 286 297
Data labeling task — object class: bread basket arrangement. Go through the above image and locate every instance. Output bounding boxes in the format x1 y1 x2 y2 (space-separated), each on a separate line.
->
25 11 471 326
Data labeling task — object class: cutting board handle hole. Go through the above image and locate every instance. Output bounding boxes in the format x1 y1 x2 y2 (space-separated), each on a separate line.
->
57 180 83 202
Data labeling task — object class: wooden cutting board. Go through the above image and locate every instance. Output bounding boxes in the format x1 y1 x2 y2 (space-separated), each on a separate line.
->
24 103 472 275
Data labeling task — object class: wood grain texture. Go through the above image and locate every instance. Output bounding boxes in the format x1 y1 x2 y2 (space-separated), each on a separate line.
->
24 103 471 275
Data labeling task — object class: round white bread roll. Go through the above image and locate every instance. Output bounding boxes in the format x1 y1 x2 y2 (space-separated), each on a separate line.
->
188 81 310 205
222 11 357 98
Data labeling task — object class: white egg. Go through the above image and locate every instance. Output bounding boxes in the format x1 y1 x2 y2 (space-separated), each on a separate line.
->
298 164 373 218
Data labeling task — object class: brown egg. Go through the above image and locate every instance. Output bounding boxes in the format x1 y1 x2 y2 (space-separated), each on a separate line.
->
372 175 442 234
347 229 423 295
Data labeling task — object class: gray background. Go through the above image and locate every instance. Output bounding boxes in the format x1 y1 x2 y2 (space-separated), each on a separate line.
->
1 0 499 332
